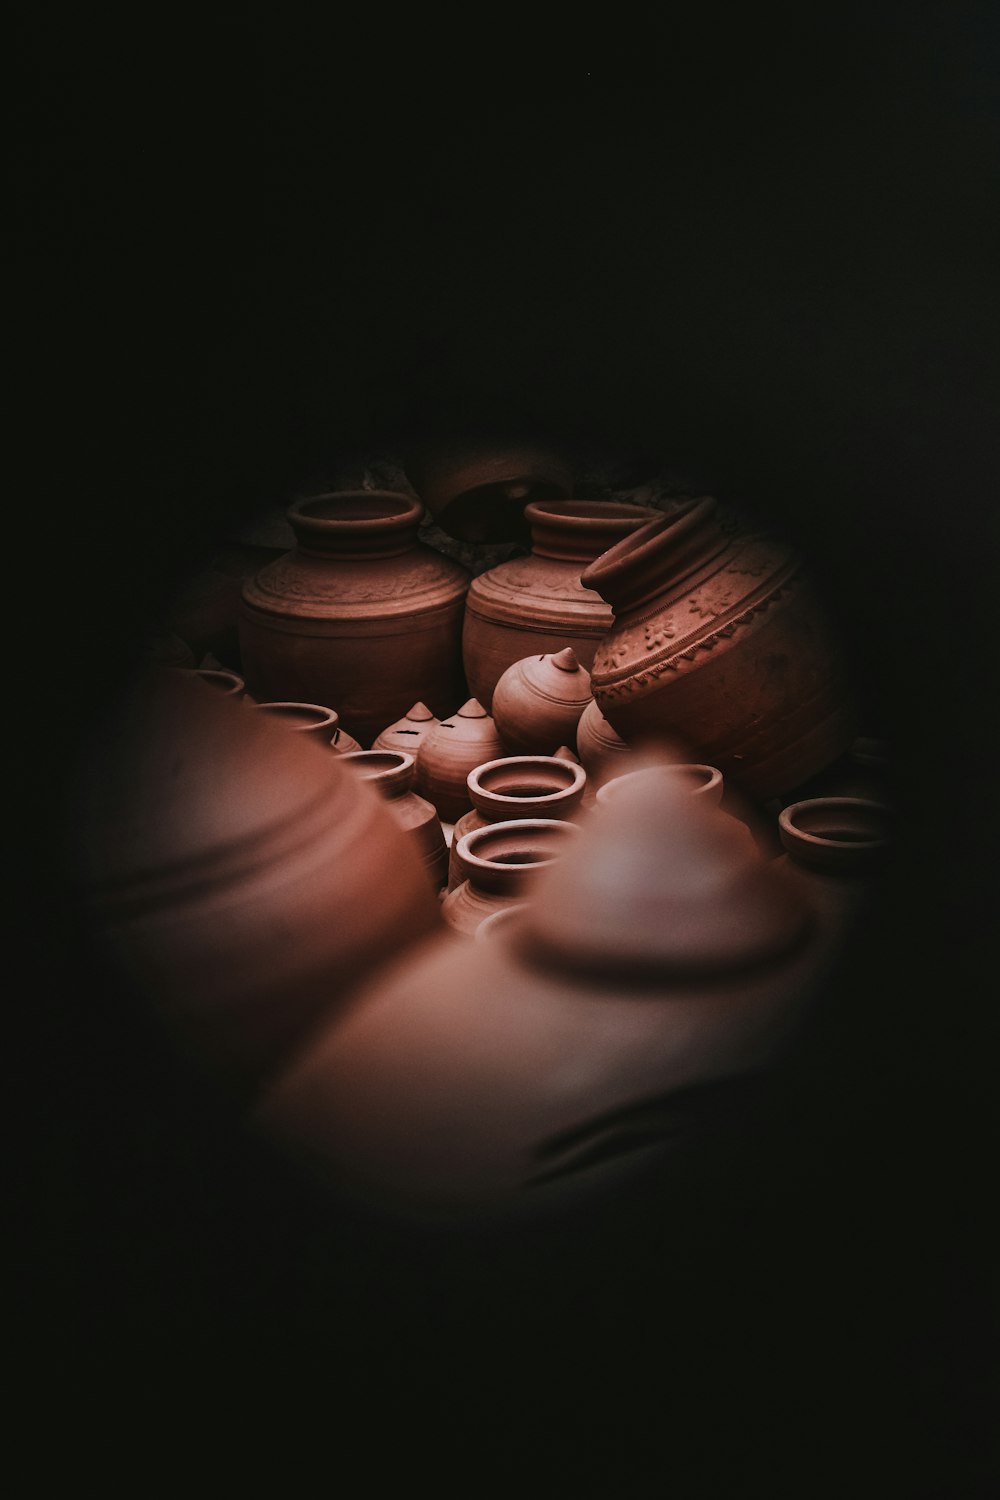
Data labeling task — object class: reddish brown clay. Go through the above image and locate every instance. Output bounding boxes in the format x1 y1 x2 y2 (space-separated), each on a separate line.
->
255 759 829 1214
490 647 593 756
774 796 895 937
371 701 440 756
443 818 581 937
582 497 857 799
575 698 633 787
595 761 724 807
552 744 581 764
254 700 361 752
68 668 442 1096
340 750 449 892
173 666 247 697
238 491 470 745
415 697 507 823
447 754 588 889
403 438 574 544
462 499 658 704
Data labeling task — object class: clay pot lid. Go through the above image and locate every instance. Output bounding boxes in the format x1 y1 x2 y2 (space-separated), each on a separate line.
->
454 817 582 893
403 701 436 722
778 797 893 872
521 752 809 977
340 749 415 796
468 756 587 819
502 649 593 705
595 763 723 808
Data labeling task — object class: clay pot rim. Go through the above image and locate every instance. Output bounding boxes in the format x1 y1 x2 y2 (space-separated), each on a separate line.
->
255 701 340 731
595 763 723 805
456 817 582 875
468 755 587 806
287 490 423 535
778 797 893 855
340 749 415 775
524 498 659 528
175 667 246 696
579 495 716 595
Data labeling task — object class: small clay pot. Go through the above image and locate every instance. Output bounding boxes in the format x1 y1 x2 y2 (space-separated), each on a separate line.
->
340 750 449 893
447 755 588 889
403 438 574 544
443 817 581 937
575 698 632 786
371 701 440 756
415 698 508 823
490 647 593 756
777 797 893 874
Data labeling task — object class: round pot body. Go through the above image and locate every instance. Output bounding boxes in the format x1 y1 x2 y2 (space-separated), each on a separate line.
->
462 499 658 705
340 750 449 893
446 755 587 889
442 817 581 936
371 701 440 756
490 648 593 756
238 491 470 746
415 698 507 823
68 669 442 1095
403 439 574 544
575 698 633 786
583 497 857 800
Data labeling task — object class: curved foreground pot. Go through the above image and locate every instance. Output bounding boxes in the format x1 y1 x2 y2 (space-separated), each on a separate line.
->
67 668 442 1096
582 497 857 799
340 750 449 893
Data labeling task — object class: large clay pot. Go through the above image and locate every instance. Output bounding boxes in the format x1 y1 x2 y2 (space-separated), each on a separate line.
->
462 499 658 704
67 668 442 1095
447 754 588 890
371 701 440 756
414 697 507 823
443 818 581 937
340 750 449 893
403 438 574 544
582 496 857 800
490 647 593 756
255 757 827 1216
238 491 470 745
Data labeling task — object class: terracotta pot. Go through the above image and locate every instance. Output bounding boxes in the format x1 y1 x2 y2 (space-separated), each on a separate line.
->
490 647 593 756
415 697 507 823
67 668 443 1096
774 796 895 937
595 761 724 807
462 499 658 704
552 744 580 764
582 496 857 799
447 754 587 889
575 698 633 787
173 666 246 698
238 491 470 745
255 760 827 1215
340 750 449 893
371 701 440 756
402 439 574 544
442 817 581 937
254 700 361 752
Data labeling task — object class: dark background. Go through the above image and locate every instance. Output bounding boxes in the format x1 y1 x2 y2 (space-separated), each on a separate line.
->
14 7 998 1492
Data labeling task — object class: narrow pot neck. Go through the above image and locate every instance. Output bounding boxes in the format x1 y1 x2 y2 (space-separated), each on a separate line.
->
525 500 657 563
288 491 423 559
580 496 727 613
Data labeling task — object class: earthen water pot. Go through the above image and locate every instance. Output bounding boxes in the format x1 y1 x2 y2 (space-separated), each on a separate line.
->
254 700 362 753
490 647 593 756
340 750 449 893
447 754 588 890
67 668 443 1097
255 756 829 1217
238 491 470 745
402 437 574 544
371 701 440 756
462 499 658 705
442 817 582 937
582 496 857 799
415 697 507 823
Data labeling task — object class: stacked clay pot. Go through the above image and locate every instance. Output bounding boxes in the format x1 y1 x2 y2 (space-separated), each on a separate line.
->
582 496 857 799
238 491 470 745
447 755 588 890
254 700 362 752
403 437 574 544
415 697 507 823
442 818 581 937
256 754 830 1215
340 750 449 893
371 701 440 756
68 668 442 1095
462 498 659 704
490 647 593 756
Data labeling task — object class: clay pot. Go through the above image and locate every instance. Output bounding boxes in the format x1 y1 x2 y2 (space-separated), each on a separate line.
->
254 701 362 752
174 666 247 698
403 438 574 544
340 750 449 893
775 796 895 937
552 745 580 764
462 499 658 705
255 759 827 1215
443 818 581 937
415 698 507 823
67 668 443 1095
490 647 593 756
238 491 470 745
595 761 724 807
447 754 588 889
371 701 440 756
575 698 633 788
582 496 857 799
